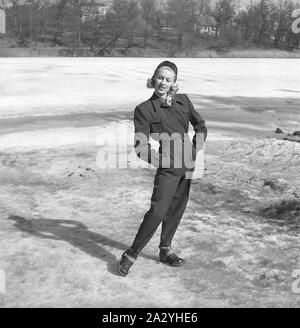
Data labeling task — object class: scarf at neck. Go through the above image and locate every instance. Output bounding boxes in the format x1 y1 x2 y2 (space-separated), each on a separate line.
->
159 91 175 107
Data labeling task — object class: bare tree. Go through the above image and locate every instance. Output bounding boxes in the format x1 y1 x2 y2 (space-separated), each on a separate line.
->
140 0 156 46
213 0 237 36
167 0 195 50
97 0 140 55
53 0 69 44
257 0 270 44
270 0 297 49
70 0 96 48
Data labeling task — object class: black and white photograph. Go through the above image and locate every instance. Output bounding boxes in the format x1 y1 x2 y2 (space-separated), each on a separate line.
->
0 0 300 310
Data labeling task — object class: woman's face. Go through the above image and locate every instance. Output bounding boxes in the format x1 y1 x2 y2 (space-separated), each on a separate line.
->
153 67 176 97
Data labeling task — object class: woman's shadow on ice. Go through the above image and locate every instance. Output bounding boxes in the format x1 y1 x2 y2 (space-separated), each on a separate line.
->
8 215 157 276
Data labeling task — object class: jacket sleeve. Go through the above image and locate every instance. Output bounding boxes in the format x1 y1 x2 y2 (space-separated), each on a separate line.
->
133 106 161 167
185 94 207 152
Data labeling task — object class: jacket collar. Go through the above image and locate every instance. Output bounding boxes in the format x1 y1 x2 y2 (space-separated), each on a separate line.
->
149 91 183 112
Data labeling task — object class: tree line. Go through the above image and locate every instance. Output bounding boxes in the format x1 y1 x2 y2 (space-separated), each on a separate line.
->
1 0 300 55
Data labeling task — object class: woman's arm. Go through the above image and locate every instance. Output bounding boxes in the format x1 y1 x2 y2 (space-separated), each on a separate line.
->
185 94 207 152
133 106 161 167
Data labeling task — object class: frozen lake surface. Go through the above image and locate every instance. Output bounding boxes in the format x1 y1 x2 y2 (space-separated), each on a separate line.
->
0 58 300 119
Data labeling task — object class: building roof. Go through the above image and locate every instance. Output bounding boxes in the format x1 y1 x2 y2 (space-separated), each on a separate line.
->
195 15 217 27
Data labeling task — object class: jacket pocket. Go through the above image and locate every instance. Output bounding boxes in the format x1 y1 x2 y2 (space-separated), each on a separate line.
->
150 119 164 134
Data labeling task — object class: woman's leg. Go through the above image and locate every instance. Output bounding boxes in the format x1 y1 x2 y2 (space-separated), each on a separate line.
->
159 175 192 249
128 169 182 257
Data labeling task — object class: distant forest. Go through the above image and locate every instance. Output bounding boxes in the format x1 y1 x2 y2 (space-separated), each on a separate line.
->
1 0 300 56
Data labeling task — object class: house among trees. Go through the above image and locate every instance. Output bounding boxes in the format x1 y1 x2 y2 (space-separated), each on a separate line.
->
193 15 217 37
81 0 111 22
0 6 5 34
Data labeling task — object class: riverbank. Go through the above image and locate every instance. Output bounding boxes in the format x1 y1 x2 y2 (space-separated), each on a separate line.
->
1 46 300 58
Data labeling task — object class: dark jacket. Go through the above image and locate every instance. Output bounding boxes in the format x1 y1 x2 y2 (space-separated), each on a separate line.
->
133 91 207 174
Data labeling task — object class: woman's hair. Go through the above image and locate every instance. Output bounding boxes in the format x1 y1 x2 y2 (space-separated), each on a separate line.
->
147 61 178 91
146 77 155 89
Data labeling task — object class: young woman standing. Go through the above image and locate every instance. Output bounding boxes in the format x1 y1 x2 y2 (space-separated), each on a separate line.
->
118 61 207 276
